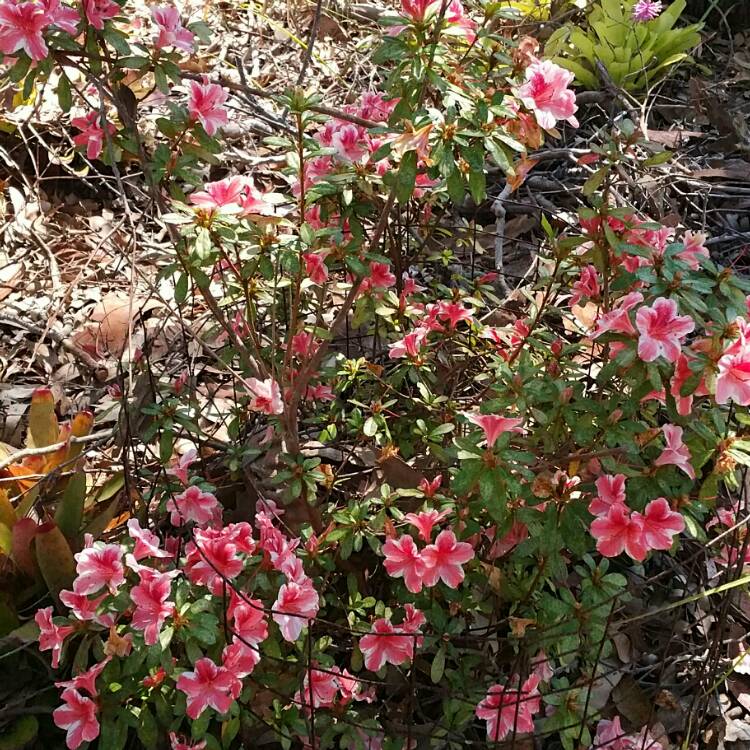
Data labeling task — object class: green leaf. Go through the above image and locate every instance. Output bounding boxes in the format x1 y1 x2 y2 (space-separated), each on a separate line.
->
117 56 150 69
396 150 418 204
643 150 673 166
222 717 240 749
582 167 608 197
35 524 75 603
137 707 158 747
154 65 170 95
188 20 212 44
0 716 39 750
57 75 73 113
99 715 128 750
55 470 86 539
175 273 189 304
446 168 465 204
8 55 31 84
431 645 446 683
468 169 486 204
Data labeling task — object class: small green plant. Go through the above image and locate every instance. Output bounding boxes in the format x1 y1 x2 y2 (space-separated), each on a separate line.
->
545 0 702 92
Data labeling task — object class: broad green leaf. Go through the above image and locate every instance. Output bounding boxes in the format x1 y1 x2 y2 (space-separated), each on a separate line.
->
35 523 75 601
396 150 418 204
431 645 446 683
55 470 86 539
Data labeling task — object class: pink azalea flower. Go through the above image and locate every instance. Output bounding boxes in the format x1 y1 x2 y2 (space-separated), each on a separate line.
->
295 666 340 709
222 521 256 555
716 322 750 405
59 590 109 624
531 651 554 683
130 568 175 646
389 328 428 359
0 1 49 60
403 508 450 542
165 448 197 486
166 484 220 526
487 520 528 558
82 0 118 29
303 252 329 285
418 474 442 497
510 318 531 346
401 0 438 22
189 176 245 212
246 377 284 415
640 497 684 551
222 641 259 697
475 674 542 741
593 715 660 749
516 59 578 130
635 297 694 363
53 689 100 750
357 91 397 123
187 79 228 136
592 291 644 338
463 412 526 448
588 474 627 516
678 230 709 269
290 330 317 358
590 504 648 561
331 123 367 162
382 534 427 593
176 657 235 719
40 0 79 34
73 544 125 595
257 513 299 572
436 300 473 328
402 603 426 636
367 261 397 290
670 353 702 416
127 518 172 560
184 531 243 594
238 180 274 216
444 0 476 42
232 599 268 646
305 382 334 402
35 606 74 668
570 265 600 306
152 6 194 52
654 424 695 479
626 221 673 256
632 0 662 21
170 733 207 750
273 577 320 642
359 618 416 672
55 657 110 697
71 111 116 160
421 529 474 587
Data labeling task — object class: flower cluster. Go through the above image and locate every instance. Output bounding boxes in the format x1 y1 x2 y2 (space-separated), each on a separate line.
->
588 475 685 561
382 525 474 593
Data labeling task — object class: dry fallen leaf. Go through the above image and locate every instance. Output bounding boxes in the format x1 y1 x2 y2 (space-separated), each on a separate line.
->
0 259 23 302
71 291 155 359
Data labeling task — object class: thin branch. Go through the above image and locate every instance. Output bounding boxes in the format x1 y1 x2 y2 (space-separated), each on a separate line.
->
0 430 114 473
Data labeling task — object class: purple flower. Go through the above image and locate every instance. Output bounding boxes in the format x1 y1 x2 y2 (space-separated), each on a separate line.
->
632 0 663 21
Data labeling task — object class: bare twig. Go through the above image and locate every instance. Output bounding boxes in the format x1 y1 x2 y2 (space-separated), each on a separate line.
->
492 182 513 295
0 430 113 473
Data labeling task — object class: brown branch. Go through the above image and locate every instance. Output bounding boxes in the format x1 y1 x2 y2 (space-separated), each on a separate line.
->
0 430 113 473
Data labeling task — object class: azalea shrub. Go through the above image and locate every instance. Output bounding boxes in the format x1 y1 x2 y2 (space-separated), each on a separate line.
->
5 0 750 749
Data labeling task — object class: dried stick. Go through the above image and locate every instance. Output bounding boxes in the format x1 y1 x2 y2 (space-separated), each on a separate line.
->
492 182 513 295
0 430 113 473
